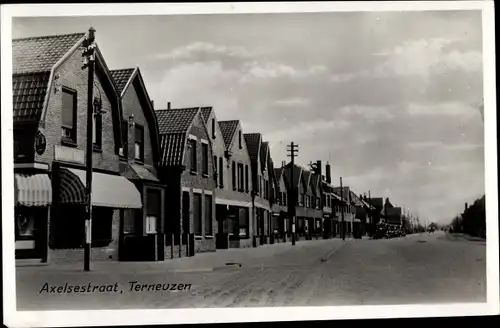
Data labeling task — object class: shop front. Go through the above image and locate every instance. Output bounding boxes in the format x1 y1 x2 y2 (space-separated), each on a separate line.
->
14 171 53 261
49 162 143 264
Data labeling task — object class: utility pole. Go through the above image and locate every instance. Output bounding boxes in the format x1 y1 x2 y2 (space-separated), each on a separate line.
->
286 142 299 246
340 177 345 241
82 27 97 271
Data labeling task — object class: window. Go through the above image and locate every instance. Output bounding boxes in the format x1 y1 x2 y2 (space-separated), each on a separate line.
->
146 189 161 234
134 125 144 162
188 139 197 172
232 161 236 190
239 207 249 237
244 165 249 192
237 163 244 191
218 157 224 187
91 207 113 247
238 130 242 149
193 193 202 235
204 195 213 235
265 180 269 199
211 118 216 139
317 197 321 209
120 120 128 157
92 98 102 149
61 88 77 144
299 194 304 206
182 191 190 234
259 177 263 196
283 192 287 206
202 143 209 176
213 156 218 186
15 210 35 239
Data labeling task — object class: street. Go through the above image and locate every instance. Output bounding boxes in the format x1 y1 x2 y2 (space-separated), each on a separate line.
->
16 231 486 310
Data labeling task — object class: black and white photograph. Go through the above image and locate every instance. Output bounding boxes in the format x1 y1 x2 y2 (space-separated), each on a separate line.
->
1 2 498 327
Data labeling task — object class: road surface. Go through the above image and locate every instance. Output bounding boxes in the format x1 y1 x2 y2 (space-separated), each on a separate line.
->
16 231 486 310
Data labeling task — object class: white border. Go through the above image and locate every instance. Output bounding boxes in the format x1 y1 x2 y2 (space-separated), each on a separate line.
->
2 2 498 327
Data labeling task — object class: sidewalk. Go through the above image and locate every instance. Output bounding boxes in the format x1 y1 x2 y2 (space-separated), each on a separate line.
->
16 238 347 274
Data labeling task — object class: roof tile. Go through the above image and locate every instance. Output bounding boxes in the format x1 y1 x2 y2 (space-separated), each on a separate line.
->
218 120 239 148
110 68 135 94
159 133 186 167
13 33 85 74
244 133 261 162
13 73 50 123
199 107 213 123
155 108 200 134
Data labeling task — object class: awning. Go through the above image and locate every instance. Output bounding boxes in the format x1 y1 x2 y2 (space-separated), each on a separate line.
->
59 168 142 209
15 174 52 207
215 198 251 208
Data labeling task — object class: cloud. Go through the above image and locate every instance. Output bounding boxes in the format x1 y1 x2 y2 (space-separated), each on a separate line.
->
240 62 328 82
337 104 395 122
274 97 311 107
406 102 481 119
151 42 255 61
331 37 483 83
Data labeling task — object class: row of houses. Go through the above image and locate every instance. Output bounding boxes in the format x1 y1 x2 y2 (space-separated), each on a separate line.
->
13 31 406 265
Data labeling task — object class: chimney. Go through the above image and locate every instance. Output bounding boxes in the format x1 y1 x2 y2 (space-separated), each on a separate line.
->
316 160 322 177
465 202 468 211
167 102 171 109
326 162 331 184
151 100 154 109
322 174 326 181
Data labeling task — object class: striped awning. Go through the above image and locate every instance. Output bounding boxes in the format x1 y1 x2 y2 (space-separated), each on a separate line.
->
59 168 142 209
15 173 52 207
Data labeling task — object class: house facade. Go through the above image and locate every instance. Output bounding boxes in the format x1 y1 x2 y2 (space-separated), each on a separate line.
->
156 107 217 259
244 133 272 246
13 32 144 265
272 163 289 241
110 67 166 261
217 120 254 248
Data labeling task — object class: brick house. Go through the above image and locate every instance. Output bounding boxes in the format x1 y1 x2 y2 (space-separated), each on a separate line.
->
243 133 272 246
333 186 358 236
217 119 254 248
110 67 166 261
272 163 289 240
155 107 216 258
13 32 143 265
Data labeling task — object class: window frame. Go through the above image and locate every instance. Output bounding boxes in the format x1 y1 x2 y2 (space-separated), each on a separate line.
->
134 124 145 163
193 192 202 236
218 157 224 187
119 120 129 158
204 194 213 236
201 142 209 177
232 161 236 190
92 97 103 151
61 87 77 146
244 164 249 192
188 139 197 173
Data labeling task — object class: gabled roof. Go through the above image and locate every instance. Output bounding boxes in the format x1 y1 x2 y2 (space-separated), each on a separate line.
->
155 107 200 135
283 163 302 190
13 33 86 74
310 174 320 195
218 120 239 148
155 107 201 167
244 133 261 163
199 107 213 123
371 197 384 209
12 32 123 153
260 141 269 172
302 170 312 192
111 67 161 165
274 168 284 182
13 72 51 123
110 68 135 95
12 33 86 124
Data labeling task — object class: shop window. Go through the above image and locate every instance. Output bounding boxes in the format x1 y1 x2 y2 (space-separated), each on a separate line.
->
91 207 113 248
15 209 35 240
134 125 144 162
204 194 213 235
193 193 202 235
239 207 249 237
123 209 136 234
61 87 77 145
146 189 161 234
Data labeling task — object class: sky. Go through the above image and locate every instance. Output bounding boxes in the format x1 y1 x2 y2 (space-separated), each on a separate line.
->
12 10 485 224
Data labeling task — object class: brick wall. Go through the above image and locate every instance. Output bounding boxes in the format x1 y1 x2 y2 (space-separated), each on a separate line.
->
36 47 120 173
